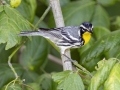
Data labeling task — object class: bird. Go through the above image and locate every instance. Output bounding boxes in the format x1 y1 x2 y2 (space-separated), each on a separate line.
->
19 22 93 54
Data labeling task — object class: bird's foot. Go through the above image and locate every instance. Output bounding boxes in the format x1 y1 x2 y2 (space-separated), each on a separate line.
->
63 54 78 63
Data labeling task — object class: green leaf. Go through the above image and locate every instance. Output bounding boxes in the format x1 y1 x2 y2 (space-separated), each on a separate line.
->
104 44 120 59
33 16 49 28
63 0 95 26
16 0 37 22
52 70 71 83
105 2 120 17
97 0 117 6
0 44 13 63
60 0 70 6
20 36 49 71
0 64 24 88
0 64 39 88
36 74 57 90
111 16 120 30
26 83 42 90
91 5 110 28
0 5 3 12
88 58 117 90
49 0 95 27
104 63 120 90
80 30 120 71
21 70 39 83
93 26 110 39
0 5 32 50
52 71 84 90
5 84 22 90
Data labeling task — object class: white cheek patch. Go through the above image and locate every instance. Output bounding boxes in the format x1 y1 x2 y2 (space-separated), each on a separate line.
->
92 25 94 29
78 30 80 36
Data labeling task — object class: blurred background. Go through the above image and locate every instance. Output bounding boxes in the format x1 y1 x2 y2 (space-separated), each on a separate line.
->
1 0 120 89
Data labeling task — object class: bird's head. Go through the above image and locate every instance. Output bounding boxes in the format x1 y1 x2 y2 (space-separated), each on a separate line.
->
80 22 93 34
79 22 93 45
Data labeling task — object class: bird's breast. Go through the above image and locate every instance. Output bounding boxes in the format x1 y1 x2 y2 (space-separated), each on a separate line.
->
82 32 91 45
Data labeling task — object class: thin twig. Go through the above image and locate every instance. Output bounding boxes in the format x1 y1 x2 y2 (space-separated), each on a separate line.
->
8 46 21 78
48 54 77 70
48 54 62 65
5 78 19 90
49 0 72 70
63 54 92 77
34 5 51 29
22 84 34 90
8 39 27 78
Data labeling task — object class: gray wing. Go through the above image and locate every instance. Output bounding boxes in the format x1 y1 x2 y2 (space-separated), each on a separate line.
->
39 28 62 39
60 26 81 42
56 26 84 47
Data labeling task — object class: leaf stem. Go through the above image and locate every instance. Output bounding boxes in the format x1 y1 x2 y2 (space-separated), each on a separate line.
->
22 84 34 90
74 62 92 77
5 78 19 90
6 39 27 89
8 46 21 78
34 5 51 29
8 40 27 78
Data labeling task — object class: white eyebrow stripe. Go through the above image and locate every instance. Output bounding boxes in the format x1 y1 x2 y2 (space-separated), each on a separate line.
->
80 25 89 31
80 25 87 29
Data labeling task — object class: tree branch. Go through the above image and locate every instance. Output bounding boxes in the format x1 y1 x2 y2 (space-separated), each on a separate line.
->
49 0 72 70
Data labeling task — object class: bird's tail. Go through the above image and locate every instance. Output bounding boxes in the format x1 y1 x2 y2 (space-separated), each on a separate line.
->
19 30 41 36
18 29 56 41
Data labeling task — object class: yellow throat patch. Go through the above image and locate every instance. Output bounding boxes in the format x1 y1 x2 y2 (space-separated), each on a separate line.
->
82 32 91 45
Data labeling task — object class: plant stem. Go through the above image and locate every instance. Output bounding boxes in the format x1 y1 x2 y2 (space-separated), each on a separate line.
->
8 46 21 78
34 5 51 29
8 40 26 78
63 54 92 77
74 62 92 77
22 84 34 90
49 0 72 70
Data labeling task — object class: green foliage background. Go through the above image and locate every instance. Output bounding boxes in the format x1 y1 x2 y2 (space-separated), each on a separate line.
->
0 0 120 90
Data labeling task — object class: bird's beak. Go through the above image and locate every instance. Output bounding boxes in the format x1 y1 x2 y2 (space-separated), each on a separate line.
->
90 30 93 34
89 28 93 33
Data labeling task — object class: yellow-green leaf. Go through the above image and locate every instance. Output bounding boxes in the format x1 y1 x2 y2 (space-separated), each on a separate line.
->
88 58 117 90
104 63 120 90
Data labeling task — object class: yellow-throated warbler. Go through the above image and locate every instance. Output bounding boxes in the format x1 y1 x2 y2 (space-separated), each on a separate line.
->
19 22 93 54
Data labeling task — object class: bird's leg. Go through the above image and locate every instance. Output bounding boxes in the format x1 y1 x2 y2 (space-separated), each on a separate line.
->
60 47 77 63
63 54 78 63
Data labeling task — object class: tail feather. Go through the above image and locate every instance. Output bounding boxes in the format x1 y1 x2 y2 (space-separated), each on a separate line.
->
19 30 46 36
18 30 55 40
19 28 62 42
